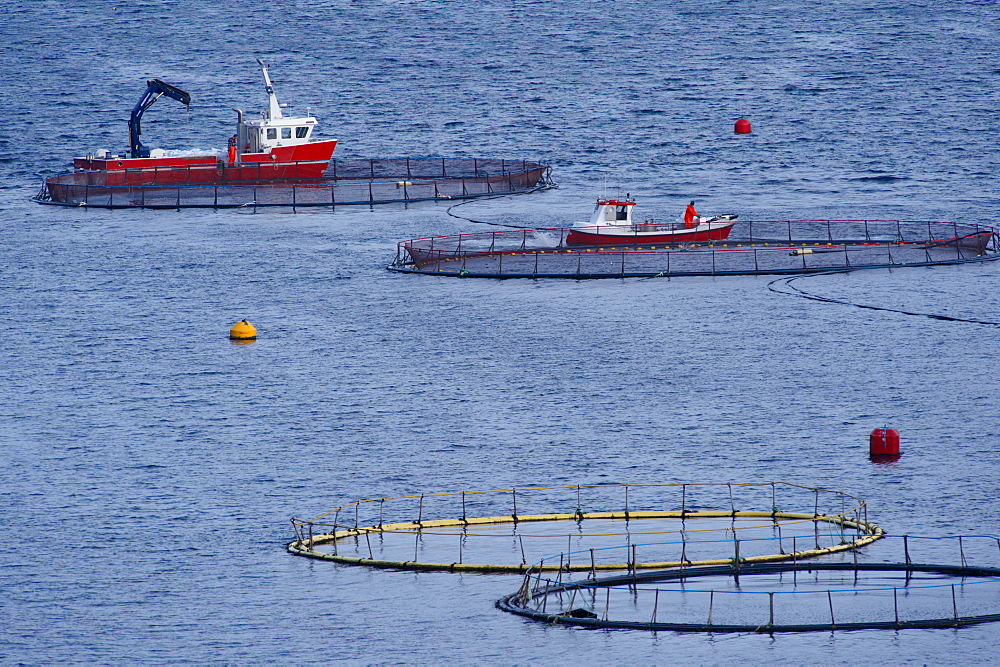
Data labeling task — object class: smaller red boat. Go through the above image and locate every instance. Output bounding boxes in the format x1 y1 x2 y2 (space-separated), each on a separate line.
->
565 198 738 245
71 59 337 185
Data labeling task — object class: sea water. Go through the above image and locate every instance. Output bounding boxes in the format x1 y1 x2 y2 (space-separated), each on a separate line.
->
1 0 999 662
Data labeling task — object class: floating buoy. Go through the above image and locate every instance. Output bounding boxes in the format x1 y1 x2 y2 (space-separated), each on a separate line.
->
734 118 752 134
869 427 901 457
791 248 814 256
229 319 257 340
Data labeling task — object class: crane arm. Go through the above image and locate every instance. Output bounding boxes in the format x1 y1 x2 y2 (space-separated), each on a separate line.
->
128 79 192 158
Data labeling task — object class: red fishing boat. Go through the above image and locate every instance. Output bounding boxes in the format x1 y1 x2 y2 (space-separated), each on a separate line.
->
70 59 337 185
565 198 737 245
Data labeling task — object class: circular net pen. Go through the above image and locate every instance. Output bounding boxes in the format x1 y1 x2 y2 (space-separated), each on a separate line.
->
387 219 999 278
497 534 1000 633
288 482 882 573
33 157 551 209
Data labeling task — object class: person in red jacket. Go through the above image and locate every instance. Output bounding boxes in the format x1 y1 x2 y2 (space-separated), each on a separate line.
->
683 201 698 228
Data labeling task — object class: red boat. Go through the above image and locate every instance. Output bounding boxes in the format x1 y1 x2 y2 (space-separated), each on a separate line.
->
565 198 737 245
71 59 337 185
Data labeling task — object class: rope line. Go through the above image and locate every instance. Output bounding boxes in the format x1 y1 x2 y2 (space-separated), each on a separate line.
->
445 180 557 229
768 268 1000 326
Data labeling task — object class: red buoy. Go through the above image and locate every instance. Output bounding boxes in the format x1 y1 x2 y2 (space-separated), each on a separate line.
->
734 118 752 134
869 427 901 457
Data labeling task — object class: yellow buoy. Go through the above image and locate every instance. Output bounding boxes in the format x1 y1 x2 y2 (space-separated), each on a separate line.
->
229 319 257 340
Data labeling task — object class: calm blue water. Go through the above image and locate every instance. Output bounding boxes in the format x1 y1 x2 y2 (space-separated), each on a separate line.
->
2 0 1000 662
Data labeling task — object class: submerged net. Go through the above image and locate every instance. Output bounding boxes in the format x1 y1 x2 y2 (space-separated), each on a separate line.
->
388 219 999 278
33 157 550 209
498 534 1000 632
288 482 881 573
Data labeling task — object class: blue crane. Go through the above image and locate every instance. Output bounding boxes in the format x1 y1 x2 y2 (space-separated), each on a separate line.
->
128 79 191 158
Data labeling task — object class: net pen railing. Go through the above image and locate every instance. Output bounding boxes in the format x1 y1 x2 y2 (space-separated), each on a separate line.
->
287 482 880 573
498 534 1000 632
34 158 551 208
389 220 999 278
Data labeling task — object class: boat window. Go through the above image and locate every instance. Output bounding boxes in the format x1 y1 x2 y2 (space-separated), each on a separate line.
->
266 128 277 140
616 206 629 220
295 126 309 139
281 127 292 139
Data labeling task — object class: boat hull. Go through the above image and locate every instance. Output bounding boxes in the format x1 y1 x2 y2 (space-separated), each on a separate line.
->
565 222 735 246
71 139 338 185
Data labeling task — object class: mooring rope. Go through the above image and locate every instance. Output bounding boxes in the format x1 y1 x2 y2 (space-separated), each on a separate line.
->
445 181 557 229
767 268 1000 326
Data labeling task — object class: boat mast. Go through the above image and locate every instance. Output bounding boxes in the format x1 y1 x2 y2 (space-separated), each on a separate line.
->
256 58 283 120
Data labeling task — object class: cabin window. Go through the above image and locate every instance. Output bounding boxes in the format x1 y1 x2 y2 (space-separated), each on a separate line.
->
295 126 309 139
616 206 628 220
266 128 277 140
281 127 292 139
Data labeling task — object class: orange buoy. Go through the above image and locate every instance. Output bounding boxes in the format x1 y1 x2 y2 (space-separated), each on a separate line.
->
869 427 900 457
229 319 257 340
734 118 752 134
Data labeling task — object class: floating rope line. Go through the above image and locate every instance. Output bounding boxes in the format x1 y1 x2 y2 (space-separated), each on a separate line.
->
767 269 1000 326
444 179 558 229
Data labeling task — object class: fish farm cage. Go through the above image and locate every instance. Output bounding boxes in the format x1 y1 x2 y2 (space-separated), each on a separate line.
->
32 157 551 209
288 482 882 573
388 219 999 278
497 534 1000 633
